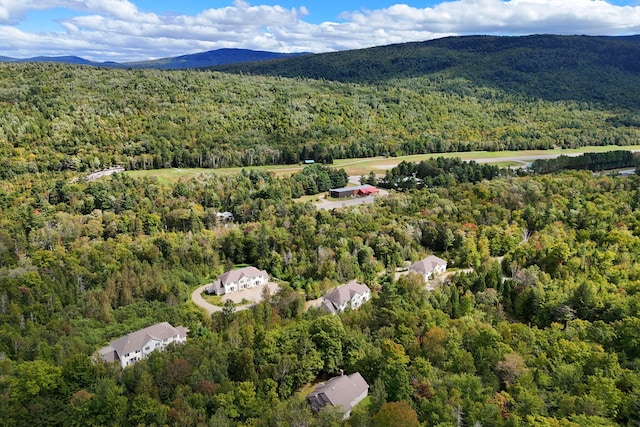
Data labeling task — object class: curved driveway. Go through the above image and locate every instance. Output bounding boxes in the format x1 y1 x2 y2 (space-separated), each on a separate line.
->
191 284 222 316
191 282 280 316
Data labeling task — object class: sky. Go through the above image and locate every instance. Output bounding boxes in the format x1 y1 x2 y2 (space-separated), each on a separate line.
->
1 0 639 62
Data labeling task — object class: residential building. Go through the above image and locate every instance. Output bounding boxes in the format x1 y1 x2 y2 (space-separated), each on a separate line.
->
216 211 234 223
97 322 188 369
321 280 371 313
409 255 447 281
307 372 369 420
206 266 269 296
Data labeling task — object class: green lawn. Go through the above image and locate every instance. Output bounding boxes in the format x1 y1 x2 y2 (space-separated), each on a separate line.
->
125 145 640 182
202 293 224 306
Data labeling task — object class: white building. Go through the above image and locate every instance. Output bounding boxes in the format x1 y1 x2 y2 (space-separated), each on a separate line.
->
97 322 188 369
409 255 447 281
322 280 371 313
206 266 269 296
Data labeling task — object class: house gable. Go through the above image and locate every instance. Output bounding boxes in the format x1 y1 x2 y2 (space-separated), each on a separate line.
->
97 322 188 369
322 280 371 313
409 255 447 280
206 266 269 295
307 372 369 420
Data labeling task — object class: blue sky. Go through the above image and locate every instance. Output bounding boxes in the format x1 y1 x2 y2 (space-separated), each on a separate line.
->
1 1 639 61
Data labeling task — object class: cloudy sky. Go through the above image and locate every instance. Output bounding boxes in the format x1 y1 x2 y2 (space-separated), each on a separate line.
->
1 0 639 62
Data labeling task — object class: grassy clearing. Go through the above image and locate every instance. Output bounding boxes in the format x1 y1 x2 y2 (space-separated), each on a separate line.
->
202 293 224 306
294 194 325 203
124 145 640 182
493 161 527 167
127 164 306 181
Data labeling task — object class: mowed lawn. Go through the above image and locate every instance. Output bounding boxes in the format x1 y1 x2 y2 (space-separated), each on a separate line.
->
125 145 640 182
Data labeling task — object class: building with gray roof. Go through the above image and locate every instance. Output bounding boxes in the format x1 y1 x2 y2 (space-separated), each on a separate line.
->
329 185 379 198
206 266 269 296
307 372 369 420
97 322 188 369
409 255 447 281
321 280 371 313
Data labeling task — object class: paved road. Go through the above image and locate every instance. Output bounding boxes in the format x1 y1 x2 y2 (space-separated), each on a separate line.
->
191 282 279 316
191 284 221 316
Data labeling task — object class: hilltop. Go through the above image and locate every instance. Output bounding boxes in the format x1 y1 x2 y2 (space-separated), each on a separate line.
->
0 48 307 70
213 34 640 108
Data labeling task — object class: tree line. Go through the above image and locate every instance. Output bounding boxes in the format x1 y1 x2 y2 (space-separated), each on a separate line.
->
378 157 506 189
529 150 640 174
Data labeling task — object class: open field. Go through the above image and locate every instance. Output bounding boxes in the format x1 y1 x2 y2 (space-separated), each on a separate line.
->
126 164 305 182
125 145 640 181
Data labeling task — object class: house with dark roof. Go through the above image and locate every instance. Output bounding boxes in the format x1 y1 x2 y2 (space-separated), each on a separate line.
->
409 255 447 281
97 322 188 369
307 372 369 420
329 185 379 198
206 266 269 296
321 280 371 313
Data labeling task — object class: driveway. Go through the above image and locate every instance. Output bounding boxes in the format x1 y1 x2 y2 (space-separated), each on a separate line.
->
191 282 279 316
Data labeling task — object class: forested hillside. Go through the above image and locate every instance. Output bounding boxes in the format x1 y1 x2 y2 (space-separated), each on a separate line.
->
214 34 640 108
1 55 639 178
2 35 640 426
1 162 640 425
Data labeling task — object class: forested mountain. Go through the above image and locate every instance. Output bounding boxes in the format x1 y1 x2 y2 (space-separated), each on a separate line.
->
0 55 98 65
2 56 639 178
213 34 640 108
122 49 309 69
0 48 307 69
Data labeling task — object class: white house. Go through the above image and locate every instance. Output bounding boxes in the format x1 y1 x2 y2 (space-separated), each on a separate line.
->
216 211 234 223
322 280 371 313
409 255 447 281
307 372 369 420
97 322 188 369
206 266 269 296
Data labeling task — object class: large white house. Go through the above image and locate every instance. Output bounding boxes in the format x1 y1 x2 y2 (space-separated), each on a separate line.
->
321 280 371 313
206 266 269 296
307 372 369 420
97 322 188 369
409 255 447 281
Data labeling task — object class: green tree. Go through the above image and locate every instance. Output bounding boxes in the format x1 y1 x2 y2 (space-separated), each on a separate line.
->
310 316 346 374
372 401 420 427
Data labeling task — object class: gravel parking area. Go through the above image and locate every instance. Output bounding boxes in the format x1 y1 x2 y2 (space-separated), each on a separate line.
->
221 282 280 305
191 282 280 315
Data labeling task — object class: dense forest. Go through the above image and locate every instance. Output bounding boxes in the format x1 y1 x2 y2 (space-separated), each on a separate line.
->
214 35 640 108
1 159 640 425
2 48 640 178
378 157 506 190
530 151 640 174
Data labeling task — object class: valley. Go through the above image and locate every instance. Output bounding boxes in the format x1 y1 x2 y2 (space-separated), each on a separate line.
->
1 34 640 426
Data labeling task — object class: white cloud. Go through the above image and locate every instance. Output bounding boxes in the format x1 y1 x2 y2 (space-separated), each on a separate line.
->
0 0 639 61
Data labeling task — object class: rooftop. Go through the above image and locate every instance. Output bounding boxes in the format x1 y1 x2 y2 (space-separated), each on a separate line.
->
409 255 447 274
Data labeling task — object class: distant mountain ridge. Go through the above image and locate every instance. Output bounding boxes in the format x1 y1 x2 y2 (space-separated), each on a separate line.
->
212 34 640 108
3 34 640 108
0 48 309 69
